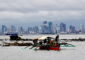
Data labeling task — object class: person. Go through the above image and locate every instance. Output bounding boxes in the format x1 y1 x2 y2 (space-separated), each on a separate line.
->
43 39 47 44
43 39 47 45
55 35 60 49
39 41 42 46
29 39 38 49
47 37 51 44
55 35 59 43
33 39 38 47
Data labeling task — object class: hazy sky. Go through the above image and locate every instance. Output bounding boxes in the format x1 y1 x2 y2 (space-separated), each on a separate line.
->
0 0 85 27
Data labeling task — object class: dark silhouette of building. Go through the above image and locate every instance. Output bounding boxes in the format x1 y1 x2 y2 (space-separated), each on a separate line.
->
2 25 8 34
69 25 76 33
48 21 54 34
18 26 25 34
41 21 49 34
10 25 16 33
60 23 66 33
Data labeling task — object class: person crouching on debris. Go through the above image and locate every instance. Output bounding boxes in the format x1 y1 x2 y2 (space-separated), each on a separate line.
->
39 41 43 46
55 35 60 48
33 39 38 47
55 35 59 43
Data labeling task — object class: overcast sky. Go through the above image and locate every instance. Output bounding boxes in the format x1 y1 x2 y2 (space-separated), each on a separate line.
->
0 0 85 27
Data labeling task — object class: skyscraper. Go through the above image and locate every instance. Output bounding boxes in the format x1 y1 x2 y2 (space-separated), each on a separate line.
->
33 26 39 33
80 24 85 33
10 25 16 33
69 25 76 33
60 23 66 33
18 26 24 34
55 24 60 34
2 25 8 34
41 21 54 34
48 21 54 34
41 21 49 34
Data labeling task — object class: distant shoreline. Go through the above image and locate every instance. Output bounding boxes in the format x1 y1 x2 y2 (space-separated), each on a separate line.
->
0 34 85 40
1 33 85 36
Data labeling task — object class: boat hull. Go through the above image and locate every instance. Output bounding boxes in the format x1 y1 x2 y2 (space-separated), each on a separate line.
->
39 46 60 51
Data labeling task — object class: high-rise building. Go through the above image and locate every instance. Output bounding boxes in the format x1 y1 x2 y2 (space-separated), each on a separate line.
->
38 26 42 34
48 21 54 34
10 25 16 33
41 21 54 34
18 26 24 34
69 25 76 33
55 24 60 34
60 23 66 33
27 27 35 34
41 21 49 34
2 25 8 34
80 24 85 33
26 27 30 34
33 26 39 33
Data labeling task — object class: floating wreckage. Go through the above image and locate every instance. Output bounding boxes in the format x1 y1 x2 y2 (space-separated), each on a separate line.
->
1 34 75 51
2 33 33 46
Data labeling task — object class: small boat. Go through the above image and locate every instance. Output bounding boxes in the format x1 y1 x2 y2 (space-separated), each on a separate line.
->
49 47 60 50
31 35 75 51
39 44 60 51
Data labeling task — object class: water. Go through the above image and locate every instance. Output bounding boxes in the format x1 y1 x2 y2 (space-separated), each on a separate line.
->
0 41 85 60
0 34 85 40
0 34 85 60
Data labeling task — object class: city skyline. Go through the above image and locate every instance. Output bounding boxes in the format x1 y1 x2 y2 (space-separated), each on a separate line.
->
0 21 85 34
0 0 85 27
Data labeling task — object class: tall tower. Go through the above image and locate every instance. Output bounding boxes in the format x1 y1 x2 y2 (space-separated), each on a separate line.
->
80 24 85 33
60 23 66 33
48 21 53 34
18 26 24 34
69 25 76 33
56 24 60 34
41 21 49 34
2 25 8 34
10 25 16 33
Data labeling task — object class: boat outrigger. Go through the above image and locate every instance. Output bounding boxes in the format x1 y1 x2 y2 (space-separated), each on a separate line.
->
30 35 75 51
